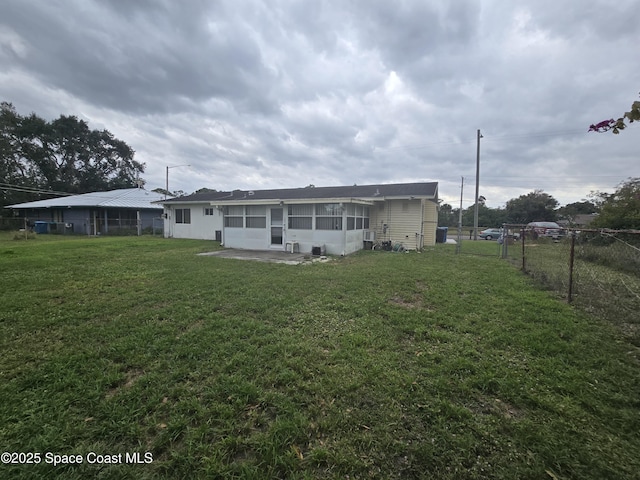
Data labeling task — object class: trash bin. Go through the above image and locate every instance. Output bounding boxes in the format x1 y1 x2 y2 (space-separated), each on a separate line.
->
436 227 448 243
34 221 48 234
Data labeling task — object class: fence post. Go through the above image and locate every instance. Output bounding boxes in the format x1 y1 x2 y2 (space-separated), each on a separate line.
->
501 223 506 258
521 227 526 271
568 231 576 303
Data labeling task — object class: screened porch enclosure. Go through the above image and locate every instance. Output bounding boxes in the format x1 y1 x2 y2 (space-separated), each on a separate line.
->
221 202 371 254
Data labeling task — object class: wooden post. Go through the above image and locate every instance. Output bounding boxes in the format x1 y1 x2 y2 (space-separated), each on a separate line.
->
568 231 576 303
521 227 526 271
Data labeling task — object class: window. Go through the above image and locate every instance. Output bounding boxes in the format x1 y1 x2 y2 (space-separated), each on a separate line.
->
246 217 266 228
316 203 342 230
175 208 191 224
346 204 369 230
224 205 243 228
288 204 313 230
246 205 266 228
204 207 215 216
346 205 356 230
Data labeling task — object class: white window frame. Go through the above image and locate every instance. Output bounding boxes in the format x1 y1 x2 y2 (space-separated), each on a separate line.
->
288 204 313 230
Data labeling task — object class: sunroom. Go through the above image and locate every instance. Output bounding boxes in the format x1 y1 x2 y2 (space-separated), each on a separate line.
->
219 200 372 256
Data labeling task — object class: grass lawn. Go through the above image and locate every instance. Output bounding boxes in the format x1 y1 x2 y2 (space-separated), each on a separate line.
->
1 234 639 479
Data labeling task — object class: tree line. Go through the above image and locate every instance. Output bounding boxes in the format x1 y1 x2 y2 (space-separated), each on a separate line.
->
2 102 637 230
0 102 144 210
439 179 640 230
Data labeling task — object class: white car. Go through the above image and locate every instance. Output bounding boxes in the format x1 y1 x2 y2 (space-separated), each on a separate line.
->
527 222 564 239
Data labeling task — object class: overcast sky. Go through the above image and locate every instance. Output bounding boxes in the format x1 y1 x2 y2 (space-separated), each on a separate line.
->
1 0 638 208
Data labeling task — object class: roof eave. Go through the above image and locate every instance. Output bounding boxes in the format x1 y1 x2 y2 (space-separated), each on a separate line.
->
210 197 376 206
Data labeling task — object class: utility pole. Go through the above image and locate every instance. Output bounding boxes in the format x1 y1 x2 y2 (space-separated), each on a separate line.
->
473 129 482 240
456 176 463 254
165 164 191 200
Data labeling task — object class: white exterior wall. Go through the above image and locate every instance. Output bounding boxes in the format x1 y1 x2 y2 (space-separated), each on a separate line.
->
345 230 366 255
220 203 366 255
284 228 315 253
224 224 269 250
368 199 437 249
162 195 437 253
164 204 223 240
422 200 438 246
223 204 287 252
286 228 345 255
305 230 345 255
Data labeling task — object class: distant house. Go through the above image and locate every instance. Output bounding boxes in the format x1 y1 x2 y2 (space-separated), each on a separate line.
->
558 213 598 229
7 188 165 235
158 182 439 255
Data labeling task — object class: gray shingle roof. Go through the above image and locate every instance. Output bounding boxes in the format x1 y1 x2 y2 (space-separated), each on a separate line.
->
7 188 164 210
160 182 438 204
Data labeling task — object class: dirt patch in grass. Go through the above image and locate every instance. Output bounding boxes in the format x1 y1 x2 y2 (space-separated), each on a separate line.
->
388 280 431 309
389 294 423 309
176 319 205 339
106 368 145 399
467 396 523 420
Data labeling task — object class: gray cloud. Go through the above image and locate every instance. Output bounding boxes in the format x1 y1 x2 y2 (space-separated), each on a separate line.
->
1 0 638 208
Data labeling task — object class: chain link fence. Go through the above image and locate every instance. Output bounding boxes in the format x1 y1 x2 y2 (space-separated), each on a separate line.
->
0 217 27 231
1 217 165 236
503 224 640 345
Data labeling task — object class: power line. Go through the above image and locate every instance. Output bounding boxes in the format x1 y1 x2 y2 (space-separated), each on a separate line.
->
0 182 150 200
370 128 589 153
0 183 74 196
483 129 587 141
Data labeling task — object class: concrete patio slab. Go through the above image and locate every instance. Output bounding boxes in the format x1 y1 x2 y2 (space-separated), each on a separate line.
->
197 248 324 265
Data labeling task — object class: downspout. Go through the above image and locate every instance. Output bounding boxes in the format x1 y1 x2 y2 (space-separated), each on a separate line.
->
386 199 392 242
420 199 425 250
220 208 225 246
342 203 347 256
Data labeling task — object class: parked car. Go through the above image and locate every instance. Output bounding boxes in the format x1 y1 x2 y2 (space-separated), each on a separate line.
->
479 228 503 240
500 230 521 242
526 221 564 239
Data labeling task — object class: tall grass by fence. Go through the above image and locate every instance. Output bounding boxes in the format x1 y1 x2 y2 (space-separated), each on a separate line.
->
0 217 26 231
502 225 640 345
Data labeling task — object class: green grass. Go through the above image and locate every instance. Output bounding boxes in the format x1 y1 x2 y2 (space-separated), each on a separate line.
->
503 236 640 346
1 234 639 479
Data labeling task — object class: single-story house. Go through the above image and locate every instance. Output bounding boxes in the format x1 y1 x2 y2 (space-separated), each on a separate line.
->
7 187 165 235
159 182 439 255
557 213 598 228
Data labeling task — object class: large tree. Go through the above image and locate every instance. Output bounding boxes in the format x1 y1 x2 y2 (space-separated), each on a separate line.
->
438 203 457 227
505 190 559 224
590 178 640 230
556 200 598 224
0 102 144 209
461 204 507 228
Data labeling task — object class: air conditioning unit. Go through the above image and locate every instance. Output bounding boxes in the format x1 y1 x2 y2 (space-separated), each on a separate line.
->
312 245 326 256
363 230 375 242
